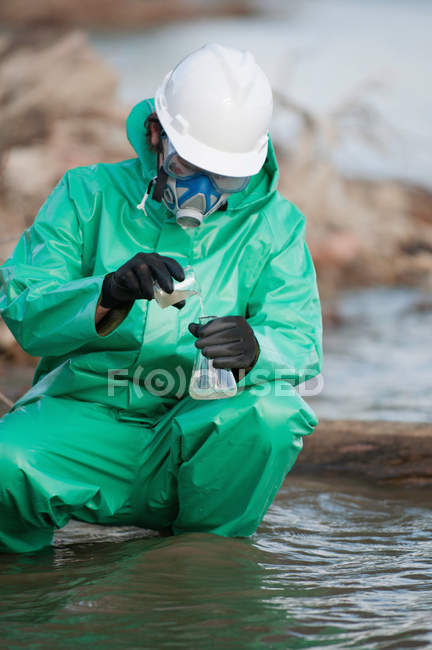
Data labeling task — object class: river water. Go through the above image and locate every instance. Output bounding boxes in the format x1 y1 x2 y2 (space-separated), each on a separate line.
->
1 476 432 648
309 287 432 423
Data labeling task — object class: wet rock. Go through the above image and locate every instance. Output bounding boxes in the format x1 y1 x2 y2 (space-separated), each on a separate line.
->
274 92 432 299
281 162 432 296
0 31 130 248
0 29 133 361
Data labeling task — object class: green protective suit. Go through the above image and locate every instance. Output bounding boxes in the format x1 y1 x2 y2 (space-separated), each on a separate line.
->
0 98 322 553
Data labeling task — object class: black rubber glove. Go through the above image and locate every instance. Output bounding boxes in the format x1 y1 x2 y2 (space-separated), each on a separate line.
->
188 316 260 371
101 252 186 309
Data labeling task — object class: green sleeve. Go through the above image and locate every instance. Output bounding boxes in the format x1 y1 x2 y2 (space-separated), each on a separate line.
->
242 206 323 388
0 172 131 357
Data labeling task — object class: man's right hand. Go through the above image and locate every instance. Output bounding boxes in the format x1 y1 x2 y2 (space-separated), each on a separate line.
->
100 252 186 309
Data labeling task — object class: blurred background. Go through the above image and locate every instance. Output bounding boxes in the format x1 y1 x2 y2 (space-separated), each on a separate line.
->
0 0 431 421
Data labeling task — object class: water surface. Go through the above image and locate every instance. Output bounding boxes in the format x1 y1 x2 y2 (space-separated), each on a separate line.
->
1 475 432 648
310 287 432 422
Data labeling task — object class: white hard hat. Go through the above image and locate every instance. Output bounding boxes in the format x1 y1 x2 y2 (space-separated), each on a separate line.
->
154 43 273 177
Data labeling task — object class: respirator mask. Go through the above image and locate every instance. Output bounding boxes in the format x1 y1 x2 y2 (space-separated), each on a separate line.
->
161 136 250 227
138 134 250 228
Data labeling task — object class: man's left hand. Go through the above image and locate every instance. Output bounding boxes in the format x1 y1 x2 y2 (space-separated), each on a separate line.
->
188 316 259 370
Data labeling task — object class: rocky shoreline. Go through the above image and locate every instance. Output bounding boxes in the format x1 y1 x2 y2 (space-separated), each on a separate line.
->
274 92 432 305
0 29 132 363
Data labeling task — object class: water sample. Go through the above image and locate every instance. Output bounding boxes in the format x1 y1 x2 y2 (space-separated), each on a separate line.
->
153 265 200 309
189 316 238 400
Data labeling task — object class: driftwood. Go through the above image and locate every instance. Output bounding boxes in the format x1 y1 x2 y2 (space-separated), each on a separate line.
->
294 419 432 486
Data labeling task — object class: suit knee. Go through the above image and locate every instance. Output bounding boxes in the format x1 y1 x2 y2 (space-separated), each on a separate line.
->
234 391 309 458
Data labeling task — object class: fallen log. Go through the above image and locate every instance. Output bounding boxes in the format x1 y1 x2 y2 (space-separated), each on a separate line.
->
294 418 432 486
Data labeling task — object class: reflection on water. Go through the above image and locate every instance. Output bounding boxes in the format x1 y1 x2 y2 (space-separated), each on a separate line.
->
1 476 432 648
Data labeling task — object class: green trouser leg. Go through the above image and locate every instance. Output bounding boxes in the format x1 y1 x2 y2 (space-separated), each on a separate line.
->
0 386 317 553
133 384 318 537
0 397 145 554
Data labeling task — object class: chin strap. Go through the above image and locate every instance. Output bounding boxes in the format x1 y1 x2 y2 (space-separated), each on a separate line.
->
136 176 157 215
136 146 169 215
152 167 168 202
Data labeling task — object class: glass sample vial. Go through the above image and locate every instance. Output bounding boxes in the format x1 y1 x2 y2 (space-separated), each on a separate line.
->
189 316 238 400
153 264 200 309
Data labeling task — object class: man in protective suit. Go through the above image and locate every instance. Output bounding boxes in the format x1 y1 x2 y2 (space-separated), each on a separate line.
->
0 43 322 553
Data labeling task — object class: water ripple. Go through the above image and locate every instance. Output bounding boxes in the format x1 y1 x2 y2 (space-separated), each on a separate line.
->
0 475 431 648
